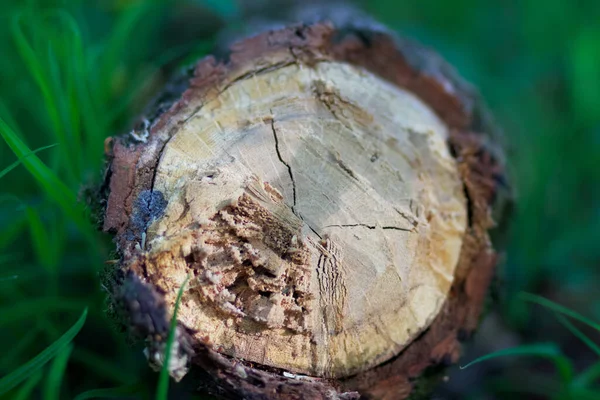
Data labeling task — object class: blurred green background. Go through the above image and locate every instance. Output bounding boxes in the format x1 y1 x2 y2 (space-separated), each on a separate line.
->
0 0 599 399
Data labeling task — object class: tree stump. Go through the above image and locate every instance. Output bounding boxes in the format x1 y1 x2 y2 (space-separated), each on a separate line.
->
100 16 509 400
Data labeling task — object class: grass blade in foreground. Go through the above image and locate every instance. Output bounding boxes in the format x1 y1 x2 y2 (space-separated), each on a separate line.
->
520 292 600 331
43 344 73 400
555 313 600 357
0 328 39 372
460 343 574 383
574 360 600 388
156 274 190 400
13 371 42 400
0 308 87 395
0 117 83 227
0 143 58 180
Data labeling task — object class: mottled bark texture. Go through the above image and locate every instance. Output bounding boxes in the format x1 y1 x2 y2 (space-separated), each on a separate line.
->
99 16 509 400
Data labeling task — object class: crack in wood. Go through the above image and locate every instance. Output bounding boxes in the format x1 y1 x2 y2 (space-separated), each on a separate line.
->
323 223 413 232
393 207 419 228
269 115 297 208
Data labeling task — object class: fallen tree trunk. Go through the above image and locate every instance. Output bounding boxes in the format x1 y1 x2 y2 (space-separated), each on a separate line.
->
99 7 509 400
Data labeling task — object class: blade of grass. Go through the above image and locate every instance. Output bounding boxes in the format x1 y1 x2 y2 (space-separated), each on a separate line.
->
45 34 81 176
11 13 59 131
0 143 58 180
69 30 104 165
25 206 56 273
11 12 77 184
0 328 39 372
0 214 27 251
0 100 21 135
520 292 600 331
0 308 87 395
156 274 190 400
555 313 600 357
574 360 600 388
0 217 27 251
96 4 148 102
74 382 145 400
43 344 73 400
0 116 90 235
13 370 42 400
45 10 100 168
0 117 73 204
61 12 84 163
460 343 574 384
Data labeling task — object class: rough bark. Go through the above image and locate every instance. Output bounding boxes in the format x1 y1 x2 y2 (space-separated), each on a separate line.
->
100 16 509 400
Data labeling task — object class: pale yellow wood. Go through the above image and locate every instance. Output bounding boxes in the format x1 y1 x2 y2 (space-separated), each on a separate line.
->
142 61 467 378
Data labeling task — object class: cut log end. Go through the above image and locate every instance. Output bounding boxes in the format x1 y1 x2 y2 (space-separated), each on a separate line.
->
102 21 508 400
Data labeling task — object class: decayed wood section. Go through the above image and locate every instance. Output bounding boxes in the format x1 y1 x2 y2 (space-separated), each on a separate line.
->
100 20 508 400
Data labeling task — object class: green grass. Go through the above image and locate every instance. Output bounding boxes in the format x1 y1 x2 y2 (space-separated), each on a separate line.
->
0 1 219 397
43 344 74 400
0 143 58 180
156 274 190 400
0 309 86 396
462 293 600 399
0 0 598 399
